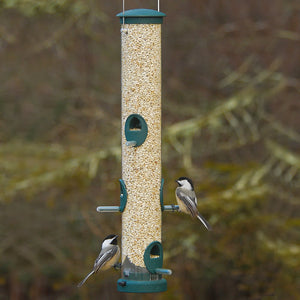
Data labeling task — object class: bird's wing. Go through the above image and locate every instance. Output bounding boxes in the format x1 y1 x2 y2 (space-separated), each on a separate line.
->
185 189 198 205
176 189 212 230
176 189 198 218
94 245 118 273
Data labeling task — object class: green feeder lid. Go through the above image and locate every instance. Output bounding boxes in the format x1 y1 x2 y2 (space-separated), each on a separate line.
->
117 9 166 24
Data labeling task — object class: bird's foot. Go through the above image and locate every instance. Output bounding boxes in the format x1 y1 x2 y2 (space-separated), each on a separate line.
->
113 263 122 270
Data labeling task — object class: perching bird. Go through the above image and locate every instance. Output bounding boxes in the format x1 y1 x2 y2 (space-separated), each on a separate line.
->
175 177 212 231
77 234 120 287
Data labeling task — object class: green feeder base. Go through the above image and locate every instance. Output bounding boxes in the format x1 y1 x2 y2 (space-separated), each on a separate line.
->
117 278 167 293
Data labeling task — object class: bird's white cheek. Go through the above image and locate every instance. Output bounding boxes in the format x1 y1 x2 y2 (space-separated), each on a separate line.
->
102 239 112 249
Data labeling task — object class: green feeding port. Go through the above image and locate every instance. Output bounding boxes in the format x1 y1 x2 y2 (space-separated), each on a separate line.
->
117 241 167 293
144 241 163 274
119 179 127 212
117 9 166 24
125 114 148 147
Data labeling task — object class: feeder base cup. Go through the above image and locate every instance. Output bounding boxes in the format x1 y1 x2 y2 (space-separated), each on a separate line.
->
117 278 167 293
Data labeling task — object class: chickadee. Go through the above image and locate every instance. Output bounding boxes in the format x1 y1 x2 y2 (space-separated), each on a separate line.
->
175 177 212 231
77 234 120 287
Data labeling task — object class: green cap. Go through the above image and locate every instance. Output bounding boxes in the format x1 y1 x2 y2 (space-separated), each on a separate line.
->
117 9 166 24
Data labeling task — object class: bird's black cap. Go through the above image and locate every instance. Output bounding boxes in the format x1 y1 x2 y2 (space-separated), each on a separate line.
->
176 177 194 190
103 234 118 245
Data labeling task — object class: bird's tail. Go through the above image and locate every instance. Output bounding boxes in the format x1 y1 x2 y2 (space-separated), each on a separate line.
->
197 213 212 231
77 270 95 288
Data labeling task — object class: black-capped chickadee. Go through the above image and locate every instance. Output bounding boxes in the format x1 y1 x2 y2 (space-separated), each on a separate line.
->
77 234 120 287
175 177 212 231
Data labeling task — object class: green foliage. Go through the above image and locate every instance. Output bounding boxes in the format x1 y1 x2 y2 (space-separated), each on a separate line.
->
0 142 120 199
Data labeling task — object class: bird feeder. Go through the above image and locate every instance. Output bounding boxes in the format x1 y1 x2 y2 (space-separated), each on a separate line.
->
97 4 178 294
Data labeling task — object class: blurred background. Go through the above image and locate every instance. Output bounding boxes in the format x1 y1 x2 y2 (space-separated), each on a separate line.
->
0 0 299 299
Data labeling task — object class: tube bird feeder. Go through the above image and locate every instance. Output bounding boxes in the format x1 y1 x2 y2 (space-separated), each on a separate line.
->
117 8 168 293
97 7 175 293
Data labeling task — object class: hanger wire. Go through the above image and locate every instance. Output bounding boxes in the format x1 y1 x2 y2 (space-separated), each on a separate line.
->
122 0 160 14
122 0 125 25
